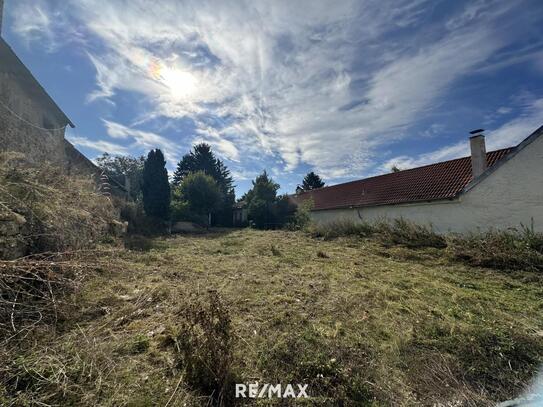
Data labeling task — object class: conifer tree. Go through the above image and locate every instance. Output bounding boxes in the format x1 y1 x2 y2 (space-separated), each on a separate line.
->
142 149 171 220
301 171 325 190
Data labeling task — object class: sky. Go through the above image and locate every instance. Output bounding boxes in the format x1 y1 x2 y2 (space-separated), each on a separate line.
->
3 0 543 196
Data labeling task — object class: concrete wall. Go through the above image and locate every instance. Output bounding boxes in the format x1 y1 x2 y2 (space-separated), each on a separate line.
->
311 134 543 233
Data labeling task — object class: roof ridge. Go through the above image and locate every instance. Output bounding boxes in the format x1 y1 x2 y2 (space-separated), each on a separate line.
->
300 147 513 195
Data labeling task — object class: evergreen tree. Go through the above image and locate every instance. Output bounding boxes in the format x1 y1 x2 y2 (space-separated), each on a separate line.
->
172 143 233 191
142 149 171 220
172 143 235 225
301 171 325 191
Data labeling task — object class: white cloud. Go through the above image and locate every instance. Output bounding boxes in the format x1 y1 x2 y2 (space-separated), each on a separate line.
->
102 120 180 165
382 98 543 171
67 134 131 155
10 0 542 180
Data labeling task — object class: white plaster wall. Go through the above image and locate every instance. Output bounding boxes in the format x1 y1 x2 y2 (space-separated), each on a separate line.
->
311 134 543 233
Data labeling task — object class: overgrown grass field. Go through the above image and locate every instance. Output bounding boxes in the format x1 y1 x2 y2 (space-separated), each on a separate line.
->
2 229 543 406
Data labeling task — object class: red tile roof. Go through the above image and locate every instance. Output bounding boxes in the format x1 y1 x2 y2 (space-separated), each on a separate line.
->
294 148 513 211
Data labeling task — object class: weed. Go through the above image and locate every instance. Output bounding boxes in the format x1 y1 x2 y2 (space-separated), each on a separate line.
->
173 290 236 406
308 218 375 239
447 228 543 272
270 244 282 256
317 250 329 258
375 218 446 249
124 234 154 251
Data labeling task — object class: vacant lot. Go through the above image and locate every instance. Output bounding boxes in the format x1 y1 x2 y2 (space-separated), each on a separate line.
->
3 229 543 406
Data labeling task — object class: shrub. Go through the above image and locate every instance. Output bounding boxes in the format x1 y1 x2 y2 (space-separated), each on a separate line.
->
173 291 236 406
375 218 446 249
447 227 543 272
176 172 222 226
170 194 209 227
308 219 375 240
248 198 269 229
286 198 313 230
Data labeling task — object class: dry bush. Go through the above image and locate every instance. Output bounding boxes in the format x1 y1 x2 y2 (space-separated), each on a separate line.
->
307 217 445 249
0 329 118 406
0 153 118 256
446 227 543 272
0 253 101 344
172 290 236 406
374 218 447 249
308 218 375 239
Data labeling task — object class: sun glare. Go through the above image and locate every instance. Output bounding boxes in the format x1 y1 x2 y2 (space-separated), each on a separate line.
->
156 66 198 99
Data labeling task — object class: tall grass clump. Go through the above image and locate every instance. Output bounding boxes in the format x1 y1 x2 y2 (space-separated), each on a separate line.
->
172 291 236 406
375 218 446 249
447 225 543 272
0 153 118 256
308 219 375 240
307 217 445 248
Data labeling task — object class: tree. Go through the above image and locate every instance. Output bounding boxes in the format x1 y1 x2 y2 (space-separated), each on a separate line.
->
301 171 325 191
178 171 222 226
96 153 145 201
172 143 235 225
244 171 280 229
142 149 171 220
172 143 233 191
391 165 401 173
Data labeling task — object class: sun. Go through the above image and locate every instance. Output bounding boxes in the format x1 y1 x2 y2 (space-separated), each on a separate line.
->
153 64 198 99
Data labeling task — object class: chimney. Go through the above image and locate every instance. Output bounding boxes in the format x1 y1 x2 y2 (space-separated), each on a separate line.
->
469 129 487 178
0 0 4 36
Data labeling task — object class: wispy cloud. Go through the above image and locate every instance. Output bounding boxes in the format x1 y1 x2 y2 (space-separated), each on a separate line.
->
67 134 131 155
102 120 181 165
9 0 543 186
381 97 543 171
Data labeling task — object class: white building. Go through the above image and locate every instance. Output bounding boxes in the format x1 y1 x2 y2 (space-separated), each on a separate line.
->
295 126 543 233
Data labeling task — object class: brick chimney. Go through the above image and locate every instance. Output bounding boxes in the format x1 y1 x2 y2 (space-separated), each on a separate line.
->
0 0 4 36
469 129 487 178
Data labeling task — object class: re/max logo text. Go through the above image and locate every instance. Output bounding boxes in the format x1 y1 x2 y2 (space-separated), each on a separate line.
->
235 383 309 398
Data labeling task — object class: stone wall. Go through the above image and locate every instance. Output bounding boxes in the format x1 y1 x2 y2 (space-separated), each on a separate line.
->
0 208 26 260
0 38 70 166
0 78 67 165
0 38 126 198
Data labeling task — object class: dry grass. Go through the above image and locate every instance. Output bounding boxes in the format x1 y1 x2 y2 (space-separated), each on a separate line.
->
0 153 118 255
1 229 542 406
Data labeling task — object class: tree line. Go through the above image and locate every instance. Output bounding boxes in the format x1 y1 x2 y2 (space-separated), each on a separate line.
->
96 144 325 229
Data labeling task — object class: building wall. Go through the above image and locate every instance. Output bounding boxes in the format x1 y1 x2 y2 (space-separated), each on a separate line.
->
311 134 543 233
0 71 67 165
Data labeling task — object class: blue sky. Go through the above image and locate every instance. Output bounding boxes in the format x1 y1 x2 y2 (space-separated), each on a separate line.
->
4 0 543 196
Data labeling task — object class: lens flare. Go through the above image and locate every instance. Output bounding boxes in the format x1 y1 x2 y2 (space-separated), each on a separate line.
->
148 60 198 99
